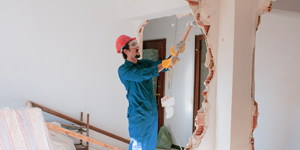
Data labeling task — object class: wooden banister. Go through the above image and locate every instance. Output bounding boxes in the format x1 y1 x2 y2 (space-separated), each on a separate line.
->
46 122 123 150
26 100 130 144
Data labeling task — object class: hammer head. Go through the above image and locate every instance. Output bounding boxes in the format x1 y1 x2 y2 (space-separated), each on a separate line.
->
186 20 197 27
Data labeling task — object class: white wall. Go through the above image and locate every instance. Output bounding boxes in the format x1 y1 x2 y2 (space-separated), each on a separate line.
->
123 0 189 20
3 1 297 150
0 0 136 149
255 9 300 150
143 15 207 147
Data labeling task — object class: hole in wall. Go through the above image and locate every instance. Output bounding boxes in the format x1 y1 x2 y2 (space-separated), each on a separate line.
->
135 0 274 149
141 14 209 148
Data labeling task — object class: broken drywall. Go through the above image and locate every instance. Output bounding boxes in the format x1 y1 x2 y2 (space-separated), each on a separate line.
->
185 0 275 150
251 1 275 150
184 0 215 149
176 12 192 19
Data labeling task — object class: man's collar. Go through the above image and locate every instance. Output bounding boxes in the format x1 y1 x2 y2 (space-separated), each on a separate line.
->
125 59 141 66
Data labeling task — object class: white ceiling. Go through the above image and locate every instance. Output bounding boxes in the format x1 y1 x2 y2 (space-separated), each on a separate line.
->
272 0 300 13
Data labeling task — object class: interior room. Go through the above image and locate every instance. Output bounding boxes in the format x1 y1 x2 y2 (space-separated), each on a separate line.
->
0 0 299 150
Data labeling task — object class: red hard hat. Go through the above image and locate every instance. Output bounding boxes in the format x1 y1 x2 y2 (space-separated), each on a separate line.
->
116 35 136 53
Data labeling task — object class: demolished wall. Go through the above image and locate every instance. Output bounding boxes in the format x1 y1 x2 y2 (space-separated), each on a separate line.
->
0 0 289 149
128 0 276 149
184 0 275 150
143 14 208 146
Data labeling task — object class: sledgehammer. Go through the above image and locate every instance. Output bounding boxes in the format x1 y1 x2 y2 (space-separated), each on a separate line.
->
174 20 197 57
162 20 197 69
183 20 197 41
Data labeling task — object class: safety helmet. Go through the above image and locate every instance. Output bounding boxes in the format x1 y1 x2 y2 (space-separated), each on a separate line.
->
115 35 136 53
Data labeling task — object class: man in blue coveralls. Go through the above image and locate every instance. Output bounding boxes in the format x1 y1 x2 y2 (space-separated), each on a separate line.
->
116 35 184 150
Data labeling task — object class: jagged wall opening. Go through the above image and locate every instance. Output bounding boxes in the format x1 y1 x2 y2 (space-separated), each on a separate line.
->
135 0 275 149
142 13 209 146
184 0 275 150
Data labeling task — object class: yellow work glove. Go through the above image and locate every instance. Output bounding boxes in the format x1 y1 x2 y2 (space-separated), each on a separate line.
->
162 56 180 69
171 41 186 56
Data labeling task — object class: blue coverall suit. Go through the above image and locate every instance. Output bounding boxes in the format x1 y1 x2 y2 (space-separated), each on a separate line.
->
118 59 168 150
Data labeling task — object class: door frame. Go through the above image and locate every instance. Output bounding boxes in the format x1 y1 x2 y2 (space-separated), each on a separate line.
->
193 35 205 132
143 39 166 131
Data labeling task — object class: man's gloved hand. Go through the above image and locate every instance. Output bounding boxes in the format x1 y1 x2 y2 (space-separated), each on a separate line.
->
162 56 180 69
171 41 186 56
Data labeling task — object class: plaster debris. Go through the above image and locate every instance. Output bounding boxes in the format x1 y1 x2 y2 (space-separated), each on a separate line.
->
161 96 175 119
176 12 192 19
186 101 211 150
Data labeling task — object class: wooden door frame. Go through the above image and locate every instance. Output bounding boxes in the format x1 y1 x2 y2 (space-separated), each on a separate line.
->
143 39 166 131
193 35 205 132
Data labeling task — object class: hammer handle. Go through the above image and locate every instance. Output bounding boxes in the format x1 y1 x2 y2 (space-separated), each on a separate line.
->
182 25 193 42
175 47 180 56
175 25 193 56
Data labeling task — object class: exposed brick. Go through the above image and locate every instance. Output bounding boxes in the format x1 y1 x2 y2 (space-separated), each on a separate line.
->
185 0 200 6
256 16 261 31
204 25 210 35
195 125 204 135
265 2 272 13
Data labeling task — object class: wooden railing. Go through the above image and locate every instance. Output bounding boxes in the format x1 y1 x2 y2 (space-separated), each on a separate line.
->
46 122 122 150
26 100 130 144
